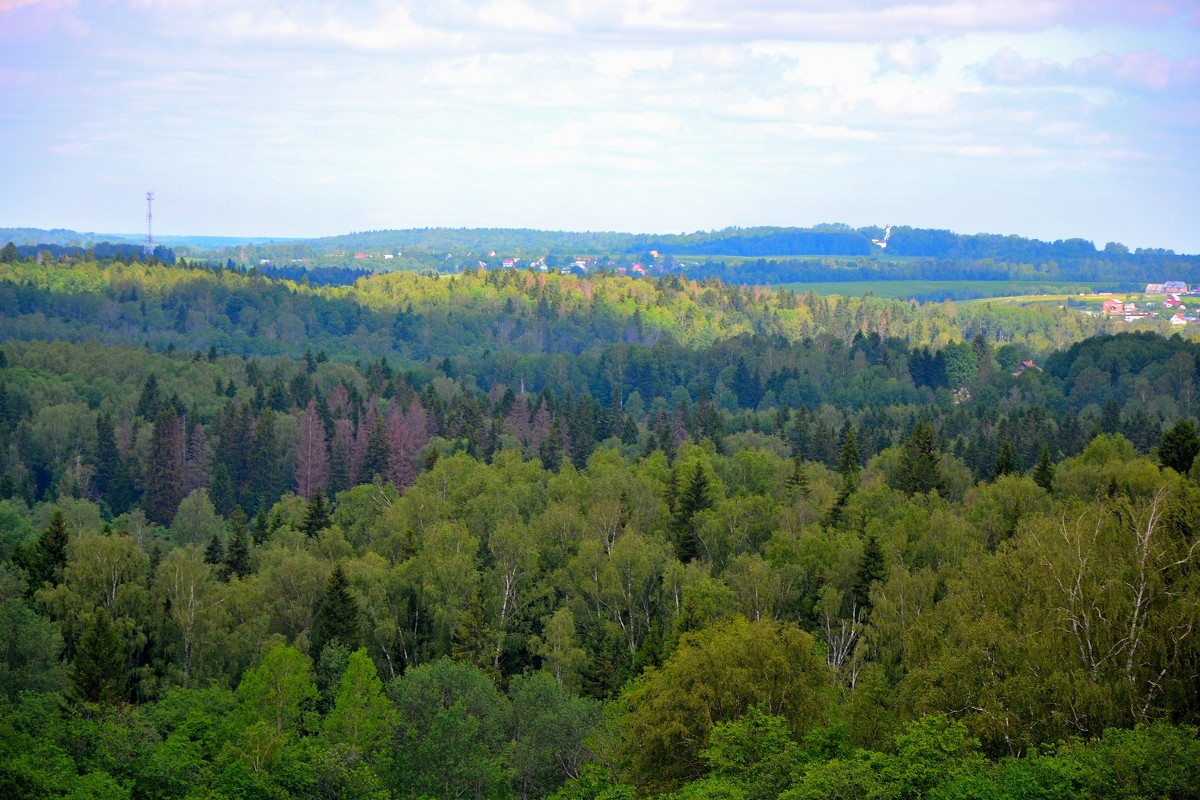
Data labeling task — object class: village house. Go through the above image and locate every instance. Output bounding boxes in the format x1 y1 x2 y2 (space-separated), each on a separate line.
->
1013 360 1043 377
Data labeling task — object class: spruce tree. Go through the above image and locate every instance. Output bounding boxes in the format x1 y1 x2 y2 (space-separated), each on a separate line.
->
851 535 885 614
837 427 860 497
897 421 942 496
1033 445 1055 492
993 437 1018 478
311 562 363 659
71 608 128 707
785 456 809 497
94 412 119 498
302 486 331 538
361 415 390 482
671 465 712 562
223 525 250 581
136 373 162 419
1101 397 1122 435
328 440 351 496
145 407 187 525
204 532 224 566
20 508 69 591
252 509 271 545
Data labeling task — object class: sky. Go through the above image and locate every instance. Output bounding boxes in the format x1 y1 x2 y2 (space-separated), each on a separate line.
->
1 0 1198 253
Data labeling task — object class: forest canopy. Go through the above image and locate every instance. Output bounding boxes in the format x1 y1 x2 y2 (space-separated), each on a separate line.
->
1 245 1199 800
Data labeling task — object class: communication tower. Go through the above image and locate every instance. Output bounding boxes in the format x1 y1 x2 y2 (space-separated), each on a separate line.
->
144 191 155 257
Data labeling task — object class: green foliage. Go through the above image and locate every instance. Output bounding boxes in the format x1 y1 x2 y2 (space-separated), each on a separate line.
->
4 251 1200 799
388 657 512 800
1160 418 1200 475
621 617 829 791
236 644 317 734
322 648 394 761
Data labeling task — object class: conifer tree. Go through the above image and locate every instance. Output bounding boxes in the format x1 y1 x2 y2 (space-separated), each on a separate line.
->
897 421 942 496
223 524 250 581
302 486 331 538
136 373 162 419
247 409 284 512
851 535 885 614
19 508 69 591
361 413 390 482
786 455 809 497
204 531 224 566
994 437 1018 478
328 438 351 496
311 562 363 659
252 508 271 545
1033 445 1055 492
145 407 186 525
71 608 128 707
94 412 119 498
837 427 860 497
671 464 712 562
1101 397 1122 435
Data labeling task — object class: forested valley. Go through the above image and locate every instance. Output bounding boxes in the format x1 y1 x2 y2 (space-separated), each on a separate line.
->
2 246 1200 799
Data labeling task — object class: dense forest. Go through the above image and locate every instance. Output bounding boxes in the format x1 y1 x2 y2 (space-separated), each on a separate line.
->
2 245 1200 800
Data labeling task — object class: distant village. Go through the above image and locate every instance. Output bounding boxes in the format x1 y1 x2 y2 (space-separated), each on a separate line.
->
332 248 682 278
1091 280 1197 327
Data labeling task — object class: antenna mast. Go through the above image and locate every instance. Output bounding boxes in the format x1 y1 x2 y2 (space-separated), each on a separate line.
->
144 191 155 258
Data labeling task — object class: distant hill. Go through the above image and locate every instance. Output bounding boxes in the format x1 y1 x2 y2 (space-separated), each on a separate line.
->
5 225 1198 287
0 228 303 249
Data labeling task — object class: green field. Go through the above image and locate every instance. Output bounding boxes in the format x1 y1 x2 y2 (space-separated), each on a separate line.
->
778 279 1111 301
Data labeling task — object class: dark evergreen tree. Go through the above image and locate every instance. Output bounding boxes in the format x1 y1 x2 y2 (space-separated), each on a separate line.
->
302 486 331 538
1101 397 1122 435
837 427 861 497
223 525 250 581
328 439 351 497
136 373 162 419
93 412 119 498
251 509 271 546
71 608 129 707
1160 419 1200 475
144 407 187 525
361 414 390 482
897 421 942 496
993 437 1018 478
671 464 712 562
785 455 809 497
1033 445 1055 492
311 562 362 658
17 508 69 591
539 418 566 471
204 532 224 566
851 535 885 614
247 409 285 512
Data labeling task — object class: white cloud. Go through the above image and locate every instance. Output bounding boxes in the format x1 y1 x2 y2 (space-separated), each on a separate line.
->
975 46 1200 92
876 41 941 74
477 0 565 34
